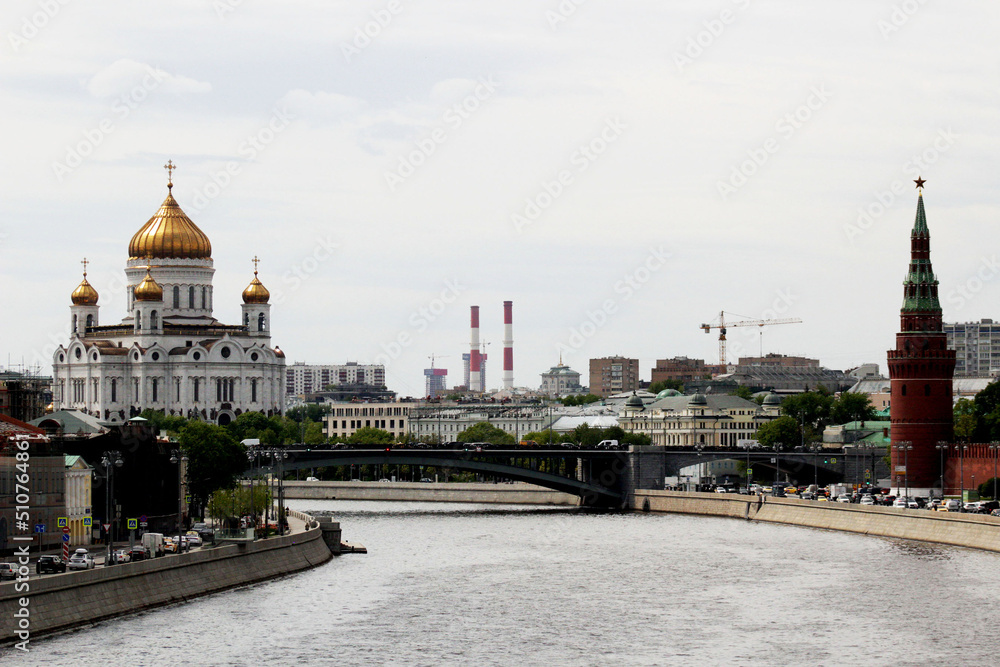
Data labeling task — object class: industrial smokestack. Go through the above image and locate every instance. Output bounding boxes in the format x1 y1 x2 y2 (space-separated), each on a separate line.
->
470 306 481 392
503 300 513 389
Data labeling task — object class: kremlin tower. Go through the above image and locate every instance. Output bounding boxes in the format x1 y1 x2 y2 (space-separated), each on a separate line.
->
887 179 955 496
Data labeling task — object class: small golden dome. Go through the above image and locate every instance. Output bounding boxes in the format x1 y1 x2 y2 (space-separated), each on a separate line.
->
134 267 163 302
129 188 212 260
242 271 270 304
71 273 99 306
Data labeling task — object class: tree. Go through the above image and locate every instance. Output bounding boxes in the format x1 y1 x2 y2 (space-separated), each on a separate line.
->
561 394 601 407
139 409 187 436
972 381 1000 441
179 420 247 517
829 393 878 425
731 386 754 401
780 391 834 432
954 398 977 442
347 426 394 445
648 379 683 394
456 422 516 446
754 416 801 449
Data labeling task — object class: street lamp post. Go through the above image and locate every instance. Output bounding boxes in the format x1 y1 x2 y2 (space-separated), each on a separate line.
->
739 441 752 492
246 447 256 537
990 442 999 501
774 443 782 484
694 444 704 491
894 442 912 505
959 444 968 510
100 450 123 566
810 444 820 490
936 441 948 498
169 448 188 552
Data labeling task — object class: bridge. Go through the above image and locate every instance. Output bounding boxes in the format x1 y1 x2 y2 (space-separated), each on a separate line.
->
260 448 630 507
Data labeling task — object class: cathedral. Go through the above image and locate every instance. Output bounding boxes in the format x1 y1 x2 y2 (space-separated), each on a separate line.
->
52 164 286 425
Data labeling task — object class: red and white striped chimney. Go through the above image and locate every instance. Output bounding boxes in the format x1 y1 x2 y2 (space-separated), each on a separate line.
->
470 306 482 392
503 300 513 389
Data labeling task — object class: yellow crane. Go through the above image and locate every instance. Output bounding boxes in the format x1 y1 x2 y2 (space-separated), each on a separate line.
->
700 311 803 366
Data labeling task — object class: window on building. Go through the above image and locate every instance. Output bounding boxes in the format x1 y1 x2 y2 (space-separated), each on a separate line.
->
173 286 180 308
152 378 158 403
111 378 117 403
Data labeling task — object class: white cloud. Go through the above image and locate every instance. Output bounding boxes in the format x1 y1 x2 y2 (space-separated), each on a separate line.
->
86 59 211 98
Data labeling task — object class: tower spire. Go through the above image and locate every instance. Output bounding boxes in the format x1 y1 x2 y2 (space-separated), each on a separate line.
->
164 159 176 191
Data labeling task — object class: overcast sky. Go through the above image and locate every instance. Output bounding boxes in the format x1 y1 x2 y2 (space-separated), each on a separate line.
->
2 1 998 397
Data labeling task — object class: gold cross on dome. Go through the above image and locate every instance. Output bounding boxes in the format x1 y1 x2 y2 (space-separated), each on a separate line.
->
252 255 260 275
81 257 89 277
164 160 176 187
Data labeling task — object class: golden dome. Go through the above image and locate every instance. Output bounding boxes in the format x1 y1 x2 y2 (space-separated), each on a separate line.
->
242 267 270 304
134 267 163 302
71 273 99 306
129 187 212 260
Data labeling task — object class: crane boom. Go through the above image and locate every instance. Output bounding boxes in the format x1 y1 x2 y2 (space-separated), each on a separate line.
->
700 311 803 366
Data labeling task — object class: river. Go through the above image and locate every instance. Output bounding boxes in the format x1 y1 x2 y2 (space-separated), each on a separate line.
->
11 500 996 665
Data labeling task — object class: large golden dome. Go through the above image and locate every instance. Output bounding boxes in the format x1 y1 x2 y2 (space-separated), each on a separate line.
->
71 273 99 306
129 187 212 260
134 267 164 302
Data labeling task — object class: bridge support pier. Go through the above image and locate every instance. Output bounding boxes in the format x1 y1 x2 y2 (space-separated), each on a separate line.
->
317 517 341 555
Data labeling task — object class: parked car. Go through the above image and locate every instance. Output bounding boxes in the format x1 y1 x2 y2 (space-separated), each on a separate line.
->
800 492 815 500
926 498 942 510
0 563 17 580
191 522 214 543
305 476 319 481
860 495 875 506
112 549 131 564
128 546 150 561
419 477 433 483
184 531 203 547
67 550 95 571
836 494 852 503
36 555 66 574
938 499 961 512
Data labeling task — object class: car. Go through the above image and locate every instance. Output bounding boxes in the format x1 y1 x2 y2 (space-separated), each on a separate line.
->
836 494 852 503
860 495 875 506
163 538 178 554
926 498 942 510
305 476 319 481
0 563 17 580
893 497 909 508
937 499 961 512
184 531 203 547
128 546 150 561
67 550 96 570
112 549 131 564
419 477 433 483
714 486 729 493
800 492 815 500
378 478 391 483
36 555 66 574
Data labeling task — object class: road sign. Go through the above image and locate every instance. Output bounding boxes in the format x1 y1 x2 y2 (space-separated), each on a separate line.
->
63 526 70 534
57 517 68 528
140 522 148 528
127 519 138 530
747 468 753 476
102 523 111 532
62 533 70 543
139 515 147 522
770 458 776 463
83 517 92 527
831 458 837 464
865 469 871 479
34 524 45 533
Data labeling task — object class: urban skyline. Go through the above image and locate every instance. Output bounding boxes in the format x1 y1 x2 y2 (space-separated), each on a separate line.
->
2 2 998 398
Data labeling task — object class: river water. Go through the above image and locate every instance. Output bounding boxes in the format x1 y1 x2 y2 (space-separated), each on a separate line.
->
11 500 997 665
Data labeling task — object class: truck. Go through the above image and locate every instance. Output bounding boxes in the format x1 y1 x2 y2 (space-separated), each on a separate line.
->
142 532 165 558
827 484 849 499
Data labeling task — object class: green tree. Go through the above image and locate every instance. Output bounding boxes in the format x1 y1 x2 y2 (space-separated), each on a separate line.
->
138 409 188 436
561 394 601 407
732 386 754 401
207 485 271 525
754 416 801 449
954 398 977 442
780 391 834 432
179 420 248 517
456 422 516 445
347 426 394 445
829 393 877 425
648 379 683 394
973 381 1000 441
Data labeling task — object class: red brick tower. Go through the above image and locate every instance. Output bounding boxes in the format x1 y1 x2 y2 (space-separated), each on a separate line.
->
887 181 955 495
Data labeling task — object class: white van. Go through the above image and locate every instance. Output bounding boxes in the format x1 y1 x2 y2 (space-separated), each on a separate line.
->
141 532 165 558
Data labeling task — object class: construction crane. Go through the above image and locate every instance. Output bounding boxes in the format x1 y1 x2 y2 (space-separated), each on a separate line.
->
700 311 803 366
427 354 450 369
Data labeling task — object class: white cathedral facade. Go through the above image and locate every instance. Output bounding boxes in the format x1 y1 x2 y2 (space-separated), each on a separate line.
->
52 168 286 425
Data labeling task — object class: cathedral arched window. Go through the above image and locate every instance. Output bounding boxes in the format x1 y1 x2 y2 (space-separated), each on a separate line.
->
901 384 907 396
201 287 207 310
244 312 250 327
258 313 266 332
111 379 117 403
189 286 195 309
150 311 158 330
173 286 180 308
72 314 78 333
86 314 94 328
135 311 142 332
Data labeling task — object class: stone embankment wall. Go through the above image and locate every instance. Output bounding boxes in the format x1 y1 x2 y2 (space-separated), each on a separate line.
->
285 481 579 505
0 523 332 644
634 490 1000 552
